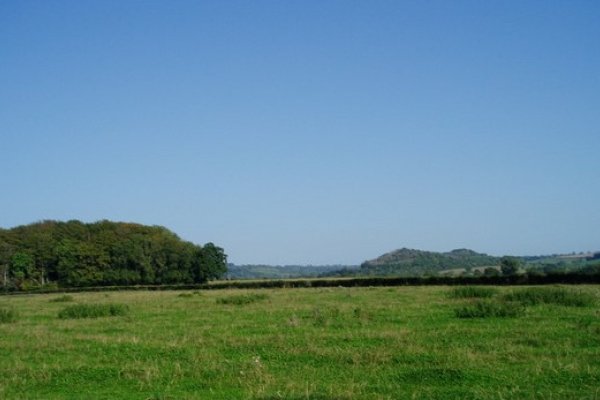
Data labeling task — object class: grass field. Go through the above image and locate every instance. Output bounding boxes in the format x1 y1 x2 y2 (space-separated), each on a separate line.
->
1 286 599 399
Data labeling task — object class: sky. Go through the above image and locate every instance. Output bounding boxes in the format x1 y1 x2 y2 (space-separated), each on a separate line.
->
1 1 599 265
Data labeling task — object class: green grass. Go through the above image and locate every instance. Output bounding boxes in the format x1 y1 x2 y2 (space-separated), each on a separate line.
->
57 303 129 319
216 292 269 305
0 308 18 323
448 286 498 298
49 295 75 303
454 300 523 318
0 286 599 399
503 286 597 307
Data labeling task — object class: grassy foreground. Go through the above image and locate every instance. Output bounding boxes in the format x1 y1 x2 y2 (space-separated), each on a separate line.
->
1 286 599 399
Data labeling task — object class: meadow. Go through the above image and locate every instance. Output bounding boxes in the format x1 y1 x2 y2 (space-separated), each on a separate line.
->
0 285 598 399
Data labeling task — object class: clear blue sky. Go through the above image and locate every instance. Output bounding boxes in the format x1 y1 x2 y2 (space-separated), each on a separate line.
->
1 1 599 265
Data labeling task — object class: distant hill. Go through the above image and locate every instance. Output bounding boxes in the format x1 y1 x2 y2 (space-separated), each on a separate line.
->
226 264 359 280
360 248 499 276
228 248 600 280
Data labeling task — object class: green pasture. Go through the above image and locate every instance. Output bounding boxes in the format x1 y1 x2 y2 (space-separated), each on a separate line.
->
1 285 599 399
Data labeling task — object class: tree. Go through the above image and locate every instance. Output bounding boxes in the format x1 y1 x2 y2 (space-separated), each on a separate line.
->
500 256 521 276
193 242 227 283
10 251 35 289
55 240 108 286
27 224 56 285
0 239 14 288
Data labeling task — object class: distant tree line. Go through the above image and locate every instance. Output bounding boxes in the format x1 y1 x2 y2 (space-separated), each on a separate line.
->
0 220 227 290
225 264 359 280
325 251 599 279
199 271 600 290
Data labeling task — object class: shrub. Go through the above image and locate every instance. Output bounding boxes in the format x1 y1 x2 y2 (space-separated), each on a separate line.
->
503 287 596 307
58 303 129 319
49 295 75 302
448 286 497 299
216 293 269 305
0 308 18 324
455 300 523 318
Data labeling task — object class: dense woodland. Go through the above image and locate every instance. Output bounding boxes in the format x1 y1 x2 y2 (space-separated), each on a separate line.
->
0 220 227 290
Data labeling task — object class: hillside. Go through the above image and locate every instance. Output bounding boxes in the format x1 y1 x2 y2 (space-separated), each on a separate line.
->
360 248 499 276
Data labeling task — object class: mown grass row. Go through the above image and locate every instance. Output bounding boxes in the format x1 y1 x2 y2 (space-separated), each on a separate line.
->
58 303 129 319
3 286 595 324
451 286 597 319
503 286 596 307
448 286 498 298
3 292 269 323
454 300 524 318
49 294 74 303
216 293 269 305
1 301 130 322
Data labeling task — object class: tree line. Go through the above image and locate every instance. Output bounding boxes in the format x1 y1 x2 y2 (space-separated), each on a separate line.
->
0 220 227 290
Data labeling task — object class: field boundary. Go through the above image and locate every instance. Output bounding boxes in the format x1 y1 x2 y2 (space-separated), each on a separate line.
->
1 273 599 296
